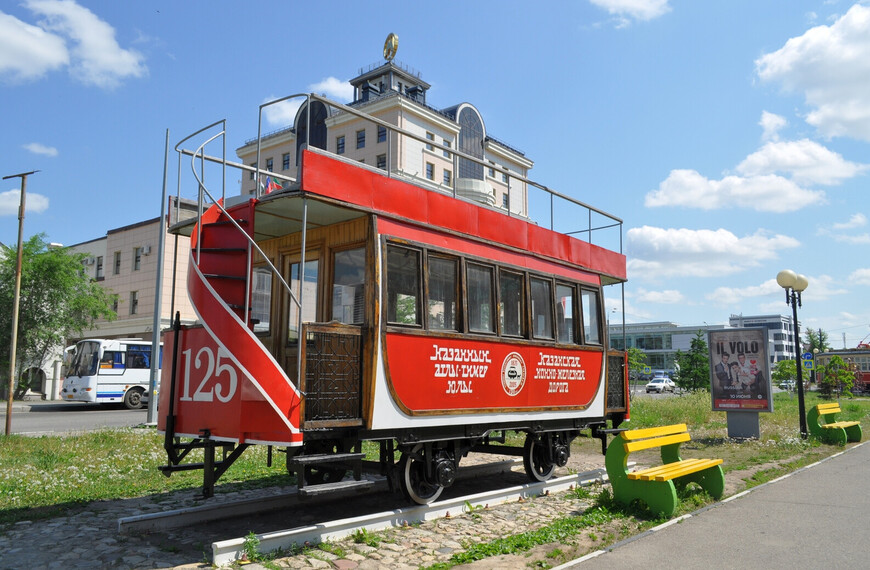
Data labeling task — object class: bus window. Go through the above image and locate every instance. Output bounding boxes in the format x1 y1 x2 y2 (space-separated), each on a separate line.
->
387 245 421 325
581 289 601 344
530 277 554 339
556 283 575 343
467 263 494 333
288 259 319 343
332 247 366 324
100 351 125 370
427 256 458 331
499 270 524 337
127 345 151 369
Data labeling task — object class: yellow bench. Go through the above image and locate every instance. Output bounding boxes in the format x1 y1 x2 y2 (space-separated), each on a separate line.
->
808 403 862 445
605 423 724 517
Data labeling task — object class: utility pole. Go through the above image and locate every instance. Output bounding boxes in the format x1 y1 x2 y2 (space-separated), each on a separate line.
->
3 170 38 436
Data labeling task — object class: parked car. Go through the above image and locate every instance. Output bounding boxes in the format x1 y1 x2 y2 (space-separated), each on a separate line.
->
646 377 676 393
778 379 796 391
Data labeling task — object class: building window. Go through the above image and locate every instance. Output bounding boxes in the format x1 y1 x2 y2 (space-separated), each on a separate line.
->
377 125 387 143
112 298 119 313
488 164 495 178
336 135 345 154
442 139 451 158
443 170 451 185
502 171 508 183
356 129 365 149
425 162 434 180
249 163 256 180
265 157 273 171
130 291 139 315
133 247 143 271
282 153 290 170
425 132 434 151
95 256 104 280
502 193 509 209
113 251 121 275
377 154 387 170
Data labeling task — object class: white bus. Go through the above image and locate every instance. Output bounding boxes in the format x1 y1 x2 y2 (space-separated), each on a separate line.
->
61 338 162 410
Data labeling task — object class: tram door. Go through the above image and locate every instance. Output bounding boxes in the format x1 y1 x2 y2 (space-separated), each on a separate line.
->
285 246 366 428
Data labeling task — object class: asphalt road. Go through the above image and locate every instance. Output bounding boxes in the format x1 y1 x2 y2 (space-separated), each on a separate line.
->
4 401 149 435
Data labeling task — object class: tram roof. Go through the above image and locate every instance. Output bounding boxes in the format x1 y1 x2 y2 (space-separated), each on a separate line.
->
251 149 626 285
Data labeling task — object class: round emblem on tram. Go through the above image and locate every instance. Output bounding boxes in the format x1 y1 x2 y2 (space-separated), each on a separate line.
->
501 352 526 397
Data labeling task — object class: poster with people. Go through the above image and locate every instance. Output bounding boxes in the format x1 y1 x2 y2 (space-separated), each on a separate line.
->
708 328 772 412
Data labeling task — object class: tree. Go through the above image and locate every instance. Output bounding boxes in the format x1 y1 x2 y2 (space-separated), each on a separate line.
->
0 234 116 398
771 359 797 389
626 347 648 389
673 331 710 392
817 355 855 399
804 328 830 354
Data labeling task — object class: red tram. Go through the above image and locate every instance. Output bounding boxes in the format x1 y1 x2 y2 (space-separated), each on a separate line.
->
158 94 629 504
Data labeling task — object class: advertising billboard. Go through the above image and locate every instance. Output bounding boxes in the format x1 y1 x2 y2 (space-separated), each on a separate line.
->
708 328 772 412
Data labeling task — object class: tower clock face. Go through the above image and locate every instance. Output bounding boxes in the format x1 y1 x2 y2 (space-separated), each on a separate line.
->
384 33 398 61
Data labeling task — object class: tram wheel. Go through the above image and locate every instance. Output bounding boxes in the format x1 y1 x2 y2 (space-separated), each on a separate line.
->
523 433 556 482
399 443 444 504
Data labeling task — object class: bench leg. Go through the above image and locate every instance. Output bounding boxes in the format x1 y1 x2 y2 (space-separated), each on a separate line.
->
674 465 725 500
819 428 848 446
612 479 679 518
844 424 862 443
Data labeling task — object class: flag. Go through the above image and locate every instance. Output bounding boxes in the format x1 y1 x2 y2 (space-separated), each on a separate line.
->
264 176 280 194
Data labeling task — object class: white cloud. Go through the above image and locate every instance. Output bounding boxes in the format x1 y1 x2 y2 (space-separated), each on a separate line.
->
707 279 781 306
262 77 352 127
850 268 870 285
0 10 68 81
23 142 58 157
626 226 800 278
29 0 147 88
644 169 825 212
0 1 146 88
736 139 867 185
634 288 686 304
310 77 354 102
756 4 870 141
589 0 671 24
0 190 50 216
760 111 787 142
833 212 867 230
817 212 870 244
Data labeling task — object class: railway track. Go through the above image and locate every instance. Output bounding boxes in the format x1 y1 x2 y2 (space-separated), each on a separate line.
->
119 459 608 566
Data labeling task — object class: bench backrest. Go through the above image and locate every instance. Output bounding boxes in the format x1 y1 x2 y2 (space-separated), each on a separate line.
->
815 403 842 416
620 423 690 453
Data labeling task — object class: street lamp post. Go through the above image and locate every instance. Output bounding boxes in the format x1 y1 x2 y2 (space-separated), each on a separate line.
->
777 269 809 439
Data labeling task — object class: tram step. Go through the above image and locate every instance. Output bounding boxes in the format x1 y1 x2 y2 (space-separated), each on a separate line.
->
287 452 366 466
202 273 247 281
297 479 374 498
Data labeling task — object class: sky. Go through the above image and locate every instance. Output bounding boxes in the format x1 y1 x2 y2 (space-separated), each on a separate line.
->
1 0 869 348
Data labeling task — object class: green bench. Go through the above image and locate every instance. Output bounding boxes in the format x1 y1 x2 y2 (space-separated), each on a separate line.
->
605 423 725 517
808 402 862 445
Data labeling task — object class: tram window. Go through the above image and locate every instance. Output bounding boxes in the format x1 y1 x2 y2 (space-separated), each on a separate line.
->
427 256 458 331
467 263 495 333
251 267 272 334
387 246 421 325
581 289 601 345
288 259 319 343
332 247 366 324
555 283 575 343
530 277 554 339
499 270 524 337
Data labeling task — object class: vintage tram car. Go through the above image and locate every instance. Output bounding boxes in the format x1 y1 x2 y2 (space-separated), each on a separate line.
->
158 94 629 504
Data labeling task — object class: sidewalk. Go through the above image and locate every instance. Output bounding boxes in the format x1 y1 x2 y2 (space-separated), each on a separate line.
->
567 440 869 568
